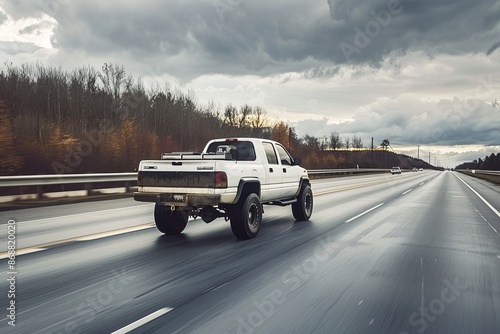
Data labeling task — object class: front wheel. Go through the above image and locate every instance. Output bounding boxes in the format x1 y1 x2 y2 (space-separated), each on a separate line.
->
154 204 188 235
230 193 262 239
292 185 313 221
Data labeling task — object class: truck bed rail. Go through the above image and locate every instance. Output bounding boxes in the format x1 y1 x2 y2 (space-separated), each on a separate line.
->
161 152 232 160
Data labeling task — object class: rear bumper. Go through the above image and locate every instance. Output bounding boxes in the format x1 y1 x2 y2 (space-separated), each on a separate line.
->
133 192 221 206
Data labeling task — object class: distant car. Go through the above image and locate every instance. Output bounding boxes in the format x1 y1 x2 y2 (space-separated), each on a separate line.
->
418 168 423 171
413 167 418 172
391 167 401 174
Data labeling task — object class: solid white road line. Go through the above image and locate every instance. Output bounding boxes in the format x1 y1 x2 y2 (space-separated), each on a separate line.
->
111 307 174 334
402 189 413 195
0 223 155 259
7 204 152 225
76 224 154 241
453 172 500 218
0 248 47 260
345 203 384 223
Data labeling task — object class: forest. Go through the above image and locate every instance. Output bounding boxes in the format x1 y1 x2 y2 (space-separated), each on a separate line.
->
0 62 432 176
455 153 500 171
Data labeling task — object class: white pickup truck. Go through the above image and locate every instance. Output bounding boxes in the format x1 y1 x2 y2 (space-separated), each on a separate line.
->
133 138 313 239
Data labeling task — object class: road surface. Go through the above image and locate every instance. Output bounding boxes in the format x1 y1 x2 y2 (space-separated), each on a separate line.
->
1 171 499 334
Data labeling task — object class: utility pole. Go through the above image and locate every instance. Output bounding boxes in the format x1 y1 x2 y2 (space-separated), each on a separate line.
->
371 137 374 165
417 145 420 160
429 152 431 165
288 126 292 151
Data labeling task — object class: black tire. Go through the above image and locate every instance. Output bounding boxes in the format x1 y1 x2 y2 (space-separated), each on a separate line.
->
154 204 188 235
292 185 313 221
230 193 262 239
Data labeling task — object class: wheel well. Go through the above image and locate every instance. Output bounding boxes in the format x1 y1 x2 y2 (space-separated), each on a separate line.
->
301 178 311 188
235 180 261 204
294 178 310 197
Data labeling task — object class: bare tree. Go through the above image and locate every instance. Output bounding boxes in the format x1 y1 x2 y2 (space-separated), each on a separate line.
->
329 132 342 150
251 106 267 129
352 135 363 148
320 136 328 151
344 137 351 149
238 104 252 128
380 139 390 150
99 63 126 100
223 104 238 127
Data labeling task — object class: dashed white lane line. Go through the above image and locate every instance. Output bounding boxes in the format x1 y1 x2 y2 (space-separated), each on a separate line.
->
487 223 500 238
419 182 425 186
111 307 174 334
345 203 384 223
402 189 413 195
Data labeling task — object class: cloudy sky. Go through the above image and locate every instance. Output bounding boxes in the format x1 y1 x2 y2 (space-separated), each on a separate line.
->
1 0 500 166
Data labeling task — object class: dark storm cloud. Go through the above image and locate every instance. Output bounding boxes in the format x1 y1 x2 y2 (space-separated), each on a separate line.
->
486 41 500 56
1 0 499 80
295 98 500 146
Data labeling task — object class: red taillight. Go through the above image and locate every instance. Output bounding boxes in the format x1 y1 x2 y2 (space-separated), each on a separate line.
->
225 138 238 142
215 171 227 188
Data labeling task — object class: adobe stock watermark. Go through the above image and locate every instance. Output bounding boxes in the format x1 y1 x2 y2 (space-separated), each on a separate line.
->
51 93 148 175
52 268 135 334
400 278 467 334
430 73 499 143
212 0 244 20
339 0 404 61
236 235 337 333
6 219 17 327
51 119 114 174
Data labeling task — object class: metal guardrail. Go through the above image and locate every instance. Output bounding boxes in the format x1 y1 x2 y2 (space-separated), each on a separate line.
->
0 173 137 187
0 168 400 199
470 170 500 175
307 168 390 175
0 173 137 199
456 169 500 175
456 169 500 185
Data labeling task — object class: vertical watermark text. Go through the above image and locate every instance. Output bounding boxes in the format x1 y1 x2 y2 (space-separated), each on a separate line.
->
6 219 17 327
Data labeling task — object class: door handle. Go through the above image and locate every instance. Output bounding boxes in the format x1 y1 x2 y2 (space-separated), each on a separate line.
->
269 168 274 172
283 168 287 172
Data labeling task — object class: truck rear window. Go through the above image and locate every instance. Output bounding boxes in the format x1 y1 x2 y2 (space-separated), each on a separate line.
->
206 141 256 161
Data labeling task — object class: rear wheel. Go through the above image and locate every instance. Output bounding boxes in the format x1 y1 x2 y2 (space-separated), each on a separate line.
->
230 193 262 239
154 204 188 234
292 185 313 221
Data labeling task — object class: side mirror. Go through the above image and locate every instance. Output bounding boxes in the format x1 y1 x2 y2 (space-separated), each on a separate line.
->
293 157 302 166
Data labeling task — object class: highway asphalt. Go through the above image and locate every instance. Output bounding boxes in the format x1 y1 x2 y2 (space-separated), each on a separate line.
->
1 171 499 334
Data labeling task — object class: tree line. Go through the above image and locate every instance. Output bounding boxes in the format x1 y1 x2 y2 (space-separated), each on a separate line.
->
455 153 500 171
0 62 423 176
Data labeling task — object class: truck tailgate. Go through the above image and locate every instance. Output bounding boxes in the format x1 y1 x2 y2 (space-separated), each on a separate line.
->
137 160 223 188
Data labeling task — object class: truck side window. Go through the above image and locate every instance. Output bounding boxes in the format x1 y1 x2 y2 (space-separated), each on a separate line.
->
262 142 278 165
275 144 292 166
238 141 256 161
